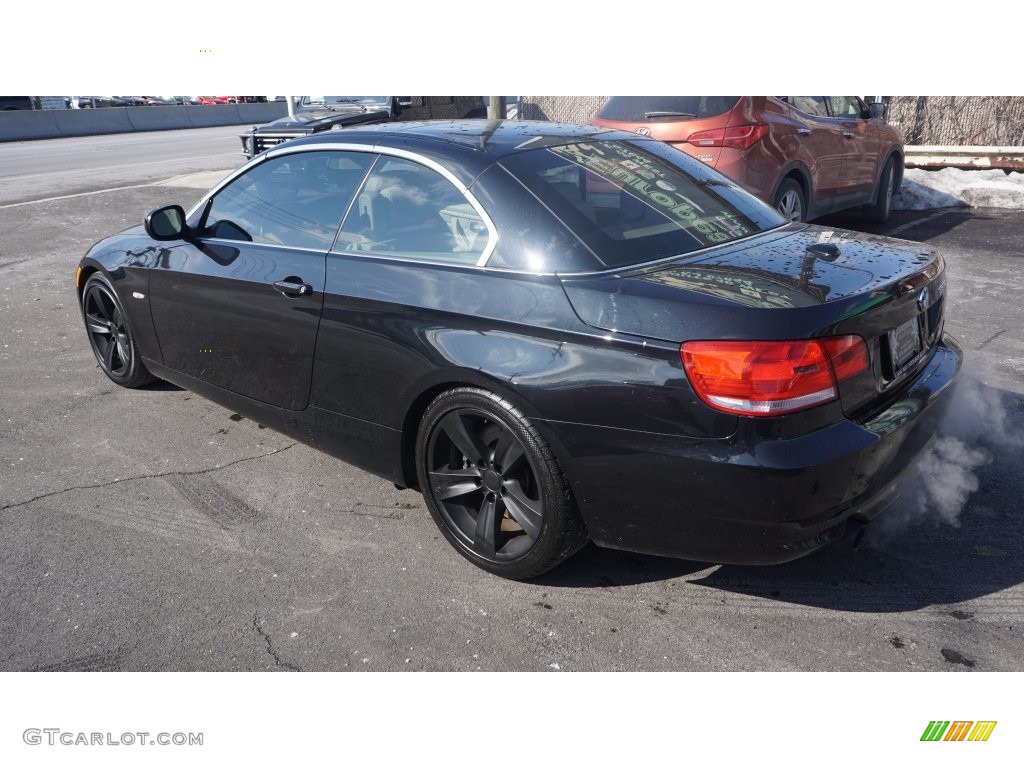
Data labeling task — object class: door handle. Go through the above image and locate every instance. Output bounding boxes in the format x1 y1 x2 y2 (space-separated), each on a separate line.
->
797 128 811 136
842 131 855 139
273 278 313 297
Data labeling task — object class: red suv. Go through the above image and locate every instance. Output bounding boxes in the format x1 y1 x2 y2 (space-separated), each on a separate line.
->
590 96 903 222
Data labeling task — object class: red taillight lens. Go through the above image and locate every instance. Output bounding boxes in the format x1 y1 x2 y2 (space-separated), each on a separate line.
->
681 336 869 416
821 336 870 381
687 124 767 150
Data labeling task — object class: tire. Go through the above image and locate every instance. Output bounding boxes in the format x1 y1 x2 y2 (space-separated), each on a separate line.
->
773 178 806 222
80 273 157 388
864 158 896 222
416 387 588 579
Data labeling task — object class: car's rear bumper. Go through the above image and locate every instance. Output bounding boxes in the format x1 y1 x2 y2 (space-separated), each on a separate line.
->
536 335 963 565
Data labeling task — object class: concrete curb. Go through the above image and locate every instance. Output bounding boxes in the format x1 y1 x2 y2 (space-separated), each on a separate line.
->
0 102 288 142
905 146 1024 171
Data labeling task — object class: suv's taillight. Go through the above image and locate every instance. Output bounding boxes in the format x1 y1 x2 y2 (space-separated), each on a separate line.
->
681 336 869 416
686 124 768 150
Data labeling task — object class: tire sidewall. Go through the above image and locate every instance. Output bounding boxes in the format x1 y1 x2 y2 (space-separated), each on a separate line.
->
81 273 150 387
879 160 894 218
415 387 573 579
865 158 895 222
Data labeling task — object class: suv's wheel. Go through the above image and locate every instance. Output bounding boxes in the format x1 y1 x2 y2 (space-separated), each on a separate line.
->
81 273 157 388
864 158 896 222
416 387 588 579
773 178 806 222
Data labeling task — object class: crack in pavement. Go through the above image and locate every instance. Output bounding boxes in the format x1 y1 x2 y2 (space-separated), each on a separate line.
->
978 328 1005 348
253 613 300 671
0 443 297 512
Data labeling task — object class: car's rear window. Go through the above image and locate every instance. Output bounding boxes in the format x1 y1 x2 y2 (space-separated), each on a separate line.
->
500 139 782 270
596 96 740 122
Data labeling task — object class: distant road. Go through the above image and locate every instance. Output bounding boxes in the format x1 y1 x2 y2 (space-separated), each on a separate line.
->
0 125 245 206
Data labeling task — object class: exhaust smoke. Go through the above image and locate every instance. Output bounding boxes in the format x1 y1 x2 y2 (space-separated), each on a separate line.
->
872 373 1023 537
909 436 990 526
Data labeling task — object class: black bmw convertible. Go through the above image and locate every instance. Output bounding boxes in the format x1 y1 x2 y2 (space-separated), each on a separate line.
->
76 120 961 579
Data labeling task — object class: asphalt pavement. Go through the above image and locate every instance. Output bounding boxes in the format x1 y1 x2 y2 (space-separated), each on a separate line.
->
1 131 1021 671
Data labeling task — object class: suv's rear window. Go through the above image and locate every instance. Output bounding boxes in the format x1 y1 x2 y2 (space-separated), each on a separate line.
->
596 96 740 122
501 140 781 270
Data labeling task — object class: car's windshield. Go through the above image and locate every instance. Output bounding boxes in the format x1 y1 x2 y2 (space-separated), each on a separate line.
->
501 139 783 270
302 96 388 107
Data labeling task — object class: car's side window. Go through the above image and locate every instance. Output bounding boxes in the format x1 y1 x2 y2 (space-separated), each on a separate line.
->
787 96 828 118
827 97 863 118
335 156 490 264
201 151 374 250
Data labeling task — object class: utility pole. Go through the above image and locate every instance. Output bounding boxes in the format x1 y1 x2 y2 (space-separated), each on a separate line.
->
487 96 505 121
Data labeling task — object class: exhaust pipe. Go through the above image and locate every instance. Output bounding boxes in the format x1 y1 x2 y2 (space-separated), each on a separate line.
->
844 516 869 550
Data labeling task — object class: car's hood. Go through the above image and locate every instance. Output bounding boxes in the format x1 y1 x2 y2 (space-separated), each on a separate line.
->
561 224 943 342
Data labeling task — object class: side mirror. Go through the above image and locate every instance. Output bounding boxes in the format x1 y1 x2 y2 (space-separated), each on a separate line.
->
145 205 186 240
868 102 887 120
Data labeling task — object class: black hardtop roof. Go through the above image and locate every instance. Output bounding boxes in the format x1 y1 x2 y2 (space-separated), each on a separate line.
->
279 120 637 179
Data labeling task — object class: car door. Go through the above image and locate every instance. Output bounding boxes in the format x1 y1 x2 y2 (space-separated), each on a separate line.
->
827 96 882 205
784 97 846 214
149 150 374 410
308 153 496 426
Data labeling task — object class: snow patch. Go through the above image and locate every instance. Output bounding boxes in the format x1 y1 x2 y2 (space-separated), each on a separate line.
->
894 167 1024 210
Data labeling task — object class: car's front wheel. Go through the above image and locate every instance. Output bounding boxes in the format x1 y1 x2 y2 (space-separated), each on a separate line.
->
416 387 588 579
81 273 157 388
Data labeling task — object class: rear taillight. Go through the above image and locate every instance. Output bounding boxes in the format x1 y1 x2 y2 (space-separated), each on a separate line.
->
681 336 869 416
686 124 767 150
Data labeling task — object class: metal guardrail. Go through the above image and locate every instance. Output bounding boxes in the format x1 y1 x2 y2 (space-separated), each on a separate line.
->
904 146 1024 171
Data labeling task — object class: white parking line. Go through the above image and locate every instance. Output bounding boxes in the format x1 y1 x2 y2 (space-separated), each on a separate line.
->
0 183 158 209
0 153 238 182
884 211 948 237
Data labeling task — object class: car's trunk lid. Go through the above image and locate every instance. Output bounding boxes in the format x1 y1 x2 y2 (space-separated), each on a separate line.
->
561 225 947 416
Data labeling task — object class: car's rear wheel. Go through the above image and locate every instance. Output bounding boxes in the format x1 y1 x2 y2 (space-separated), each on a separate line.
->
773 178 806 222
864 158 896 222
81 273 157 388
416 387 588 579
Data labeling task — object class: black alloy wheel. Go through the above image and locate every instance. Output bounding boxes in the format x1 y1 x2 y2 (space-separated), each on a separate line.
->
81 274 156 388
417 388 588 579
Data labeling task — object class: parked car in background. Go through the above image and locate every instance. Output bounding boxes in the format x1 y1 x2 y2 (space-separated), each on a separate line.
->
77 120 959 579
71 97 114 108
143 96 178 106
0 96 35 110
591 96 904 223
238 96 409 158
198 96 266 105
71 96 146 108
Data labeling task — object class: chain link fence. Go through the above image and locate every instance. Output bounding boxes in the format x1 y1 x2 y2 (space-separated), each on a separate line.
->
521 96 1024 147
520 96 606 123
886 96 1024 146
